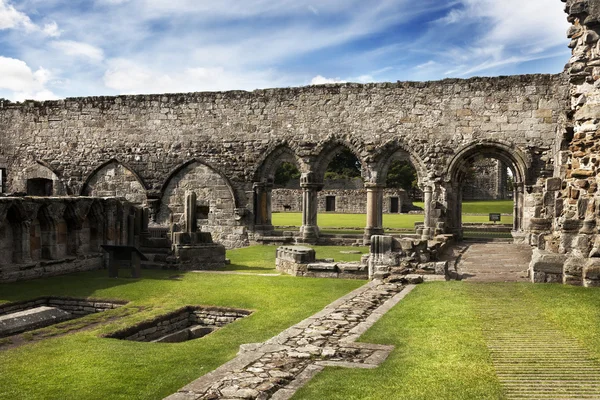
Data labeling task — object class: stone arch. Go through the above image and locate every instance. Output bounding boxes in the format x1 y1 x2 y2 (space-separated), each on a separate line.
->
445 141 529 186
371 140 427 186
15 161 67 196
81 159 147 205
443 140 530 236
157 159 243 248
253 144 303 182
312 139 367 182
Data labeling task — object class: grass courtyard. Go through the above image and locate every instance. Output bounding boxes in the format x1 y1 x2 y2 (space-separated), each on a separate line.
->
1 240 600 399
273 200 514 233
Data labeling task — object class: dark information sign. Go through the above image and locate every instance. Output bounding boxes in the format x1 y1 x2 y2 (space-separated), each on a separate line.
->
489 213 501 222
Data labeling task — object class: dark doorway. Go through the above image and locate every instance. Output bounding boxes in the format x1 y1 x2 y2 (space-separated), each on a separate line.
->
390 197 399 213
27 178 53 196
325 196 336 212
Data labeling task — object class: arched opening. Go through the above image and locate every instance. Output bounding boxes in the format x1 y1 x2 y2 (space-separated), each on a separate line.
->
446 143 527 240
17 163 66 196
308 143 365 238
158 160 239 248
254 145 302 234
369 146 426 239
87 201 105 253
81 160 147 205
0 211 15 265
37 206 58 260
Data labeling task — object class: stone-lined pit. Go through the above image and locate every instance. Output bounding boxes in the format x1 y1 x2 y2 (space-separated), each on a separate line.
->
0 297 127 338
103 306 252 343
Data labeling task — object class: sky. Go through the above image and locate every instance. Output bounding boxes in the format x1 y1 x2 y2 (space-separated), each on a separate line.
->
0 0 571 101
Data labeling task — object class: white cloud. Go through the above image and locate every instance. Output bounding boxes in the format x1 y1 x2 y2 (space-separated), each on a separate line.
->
42 21 61 37
310 75 346 85
103 58 290 94
51 40 104 62
0 56 57 101
0 0 60 36
0 0 36 31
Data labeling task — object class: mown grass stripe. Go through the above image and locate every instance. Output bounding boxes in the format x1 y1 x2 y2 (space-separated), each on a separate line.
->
468 284 600 400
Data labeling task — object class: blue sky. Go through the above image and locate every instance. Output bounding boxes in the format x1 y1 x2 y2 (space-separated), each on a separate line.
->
0 0 570 101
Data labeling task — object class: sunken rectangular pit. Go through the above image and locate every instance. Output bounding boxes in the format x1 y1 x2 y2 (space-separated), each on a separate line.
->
104 306 252 343
0 297 127 338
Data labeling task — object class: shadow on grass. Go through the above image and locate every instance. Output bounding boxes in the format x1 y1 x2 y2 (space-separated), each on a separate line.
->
217 263 278 273
0 268 184 304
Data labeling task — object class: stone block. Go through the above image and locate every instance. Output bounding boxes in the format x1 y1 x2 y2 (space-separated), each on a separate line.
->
529 249 566 283
0 306 72 337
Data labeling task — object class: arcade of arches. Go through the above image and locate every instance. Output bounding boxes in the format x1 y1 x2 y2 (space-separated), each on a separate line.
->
4 0 600 285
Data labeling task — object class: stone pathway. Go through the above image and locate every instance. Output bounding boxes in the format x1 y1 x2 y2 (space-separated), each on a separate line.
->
165 281 414 400
456 242 531 282
471 285 600 400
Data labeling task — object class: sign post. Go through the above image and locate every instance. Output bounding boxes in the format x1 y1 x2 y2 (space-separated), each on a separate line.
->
489 213 501 224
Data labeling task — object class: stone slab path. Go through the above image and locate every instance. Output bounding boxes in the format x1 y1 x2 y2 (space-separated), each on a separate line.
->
470 285 600 400
456 242 531 282
165 281 414 400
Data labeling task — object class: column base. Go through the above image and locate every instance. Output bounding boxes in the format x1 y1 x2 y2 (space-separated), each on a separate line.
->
298 225 319 243
363 227 384 245
253 224 275 233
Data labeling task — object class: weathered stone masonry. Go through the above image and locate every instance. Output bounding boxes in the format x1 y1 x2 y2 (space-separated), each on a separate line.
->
529 0 600 286
0 74 568 248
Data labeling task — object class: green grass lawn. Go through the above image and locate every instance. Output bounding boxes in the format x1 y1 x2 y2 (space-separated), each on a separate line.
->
224 245 369 273
293 282 600 400
413 200 514 215
0 270 363 400
273 213 513 230
272 200 514 230
2 265 600 400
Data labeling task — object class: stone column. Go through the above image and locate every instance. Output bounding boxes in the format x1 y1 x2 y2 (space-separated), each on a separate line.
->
422 185 433 239
513 182 523 232
185 191 197 233
299 173 322 242
253 182 274 232
364 183 384 243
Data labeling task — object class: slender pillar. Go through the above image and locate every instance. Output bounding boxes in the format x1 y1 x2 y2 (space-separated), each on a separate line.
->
513 182 523 231
299 173 322 242
422 186 433 239
253 182 274 232
364 183 385 243
185 191 198 233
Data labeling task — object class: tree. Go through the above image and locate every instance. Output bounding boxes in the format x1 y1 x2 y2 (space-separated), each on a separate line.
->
274 162 300 186
325 149 361 180
385 160 417 190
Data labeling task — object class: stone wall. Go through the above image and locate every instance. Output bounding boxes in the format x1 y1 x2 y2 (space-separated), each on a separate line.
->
104 306 252 342
272 188 414 214
0 196 137 283
0 297 126 317
155 161 247 248
0 72 567 245
528 0 600 286
462 158 509 200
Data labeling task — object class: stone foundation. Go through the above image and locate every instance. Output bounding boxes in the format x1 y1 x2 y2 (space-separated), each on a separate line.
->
104 306 251 343
275 246 368 279
0 296 126 338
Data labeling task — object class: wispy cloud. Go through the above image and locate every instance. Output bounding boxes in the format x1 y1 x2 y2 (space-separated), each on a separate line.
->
0 0 571 100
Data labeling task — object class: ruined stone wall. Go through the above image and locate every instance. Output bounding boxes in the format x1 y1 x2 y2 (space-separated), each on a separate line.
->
0 74 567 246
272 188 413 214
462 158 508 200
156 161 246 248
529 0 600 286
0 197 136 283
